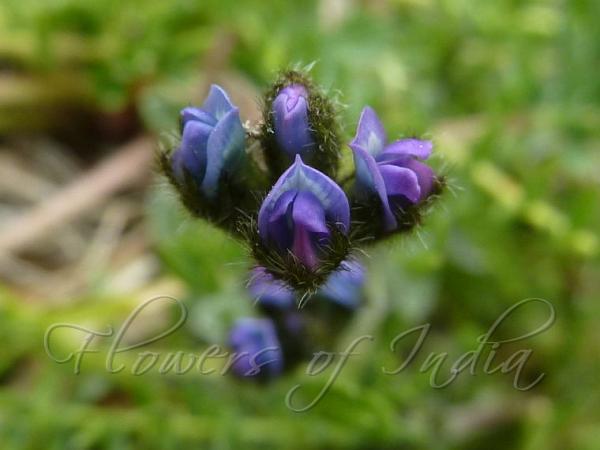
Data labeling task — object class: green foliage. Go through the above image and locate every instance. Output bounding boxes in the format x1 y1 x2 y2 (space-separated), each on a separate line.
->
1 0 600 449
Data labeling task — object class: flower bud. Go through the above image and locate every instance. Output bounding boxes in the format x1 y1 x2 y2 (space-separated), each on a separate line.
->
260 70 342 180
171 84 245 199
318 260 365 309
248 267 295 310
228 318 283 379
258 155 350 270
272 84 315 159
350 107 435 231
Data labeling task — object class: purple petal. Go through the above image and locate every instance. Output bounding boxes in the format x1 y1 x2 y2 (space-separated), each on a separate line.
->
272 84 315 158
258 155 350 241
229 318 283 378
402 159 436 201
291 225 320 269
248 267 295 309
350 145 397 231
266 190 297 250
350 106 387 157
172 120 212 182
378 138 433 162
291 191 329 234
201 107 245 198
291 191 329 269
202 84 235 120
382 157 436 202
180 107 217 128
379 164 421 204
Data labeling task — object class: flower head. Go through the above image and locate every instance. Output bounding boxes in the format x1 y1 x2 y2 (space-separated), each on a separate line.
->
272 84 315 159
228 318 283 379
258 155 350 269
172 85 245 198
350 107 435 231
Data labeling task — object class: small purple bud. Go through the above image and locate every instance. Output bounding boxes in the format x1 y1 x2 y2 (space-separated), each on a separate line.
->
171 85 245 198
318 260 365 309
248 267 295 310
258 155 350 269
228 318 283 379
350 107 436 231
272 84 315 159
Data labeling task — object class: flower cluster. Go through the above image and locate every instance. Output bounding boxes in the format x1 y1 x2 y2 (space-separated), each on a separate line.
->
159 68 443 380
229 261 365 379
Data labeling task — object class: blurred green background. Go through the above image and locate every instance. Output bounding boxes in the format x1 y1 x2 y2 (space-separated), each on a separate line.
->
0 0 599 448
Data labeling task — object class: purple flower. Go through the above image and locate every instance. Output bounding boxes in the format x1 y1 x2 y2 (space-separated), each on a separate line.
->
350 107 435 231
248 267 295 310
272 84 315 159
171 85 245 198
228 318 283 379
318 260 365 309
258 155 350 269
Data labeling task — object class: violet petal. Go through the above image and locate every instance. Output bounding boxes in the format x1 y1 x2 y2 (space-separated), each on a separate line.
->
350 106 387 158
